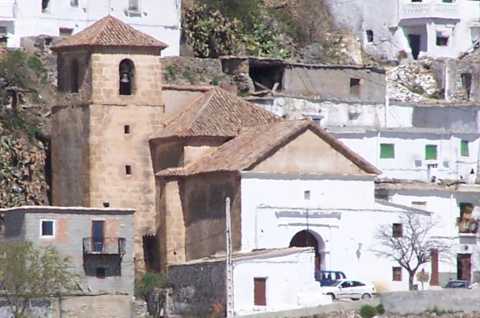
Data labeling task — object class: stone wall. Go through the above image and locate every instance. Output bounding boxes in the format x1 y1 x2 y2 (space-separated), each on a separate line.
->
167 260 226 317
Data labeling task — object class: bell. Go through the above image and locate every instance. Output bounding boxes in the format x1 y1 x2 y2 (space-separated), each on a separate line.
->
120 72 130 83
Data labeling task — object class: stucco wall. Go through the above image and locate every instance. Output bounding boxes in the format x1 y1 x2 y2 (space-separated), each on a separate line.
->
283 66 386 103
251 129 368 176
3 209 136 295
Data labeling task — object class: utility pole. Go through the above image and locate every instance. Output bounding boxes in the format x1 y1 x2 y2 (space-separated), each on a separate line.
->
225 197 234 318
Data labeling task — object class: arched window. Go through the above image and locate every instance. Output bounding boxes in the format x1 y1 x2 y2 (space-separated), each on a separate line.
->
71 59 79 93
119 59 135 96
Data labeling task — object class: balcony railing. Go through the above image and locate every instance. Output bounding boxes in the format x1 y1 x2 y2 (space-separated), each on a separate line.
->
399 2 459 21
0 1 15 19
457 218 479 234
83 237 126 256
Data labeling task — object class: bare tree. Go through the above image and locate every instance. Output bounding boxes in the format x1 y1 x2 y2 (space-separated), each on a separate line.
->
0 241 78 318
375 213 450 290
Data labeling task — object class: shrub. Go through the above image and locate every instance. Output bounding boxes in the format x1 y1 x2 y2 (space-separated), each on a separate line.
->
376 303 385 315
360 304 377 318
135 272 167 299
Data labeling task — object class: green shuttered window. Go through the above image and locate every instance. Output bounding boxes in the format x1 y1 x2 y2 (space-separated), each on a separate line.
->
425 145 438 160
380 143 395 159
461 140 469 157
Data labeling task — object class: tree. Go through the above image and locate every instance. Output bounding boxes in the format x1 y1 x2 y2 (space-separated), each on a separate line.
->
0 241 78 318
374 213 450 290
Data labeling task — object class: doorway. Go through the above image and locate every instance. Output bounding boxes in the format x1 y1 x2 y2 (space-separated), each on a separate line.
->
289 230 324 271
408 34 421 60
457 254 471 281
92 220 105 252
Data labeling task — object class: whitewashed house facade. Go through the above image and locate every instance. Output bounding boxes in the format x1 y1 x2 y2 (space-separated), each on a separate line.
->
325 0 480 60
0 0 181 55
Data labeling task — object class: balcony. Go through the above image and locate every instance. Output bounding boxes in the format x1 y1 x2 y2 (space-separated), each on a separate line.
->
399 2 459 21
83 237 126 256
0 1 15 20
457 218 478 235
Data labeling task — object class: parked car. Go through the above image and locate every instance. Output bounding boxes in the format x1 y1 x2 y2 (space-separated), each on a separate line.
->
320 279 376 301
316 270 346 286
444 280 478 289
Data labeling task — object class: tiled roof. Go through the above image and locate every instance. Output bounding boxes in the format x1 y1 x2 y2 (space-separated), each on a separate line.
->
153 87 280 139
156 120 381 177
51 15 167 51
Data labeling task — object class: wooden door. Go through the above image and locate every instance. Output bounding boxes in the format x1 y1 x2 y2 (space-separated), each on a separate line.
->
254 278 266 306
430 249 439 286
457 254 471 282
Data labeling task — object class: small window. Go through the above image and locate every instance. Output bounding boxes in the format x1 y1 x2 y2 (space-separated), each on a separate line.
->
124 125 131 134
59 27 74 36
350 78 361 96
425 145 438 160
436 34 449 47
393 267 402 281
41 0 50 12
129 0 140 11
392 223 403 238
70 0 79 7
103 201 110 208
461 140 469 157
366 30 374 43
125 165 132 175
254 278 266 306
96 267 106 279
304 190 311 200
411 201 427 209
380 143 395 159
40 220 55 238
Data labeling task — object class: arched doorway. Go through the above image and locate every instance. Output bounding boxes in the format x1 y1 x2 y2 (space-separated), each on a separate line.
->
289 230 324 271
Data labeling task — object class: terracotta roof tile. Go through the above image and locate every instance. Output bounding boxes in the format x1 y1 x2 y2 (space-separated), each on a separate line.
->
153 87 280 139
156 120 381 177
51 15 167 51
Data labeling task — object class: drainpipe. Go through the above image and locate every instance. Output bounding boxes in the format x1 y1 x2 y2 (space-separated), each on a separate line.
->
385 79 389 128
445 62 450 102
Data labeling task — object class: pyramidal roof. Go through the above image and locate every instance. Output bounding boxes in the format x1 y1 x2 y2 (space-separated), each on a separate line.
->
153 87 281 139
51 15 168 51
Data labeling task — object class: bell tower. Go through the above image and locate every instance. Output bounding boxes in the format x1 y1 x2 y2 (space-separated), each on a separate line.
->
51 16 167 271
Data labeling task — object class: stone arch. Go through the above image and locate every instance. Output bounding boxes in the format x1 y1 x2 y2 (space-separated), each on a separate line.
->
119 59 135 96
289 230 325 271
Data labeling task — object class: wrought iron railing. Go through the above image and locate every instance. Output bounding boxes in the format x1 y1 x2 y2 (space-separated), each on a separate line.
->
82 237 126 256
457 218 479 234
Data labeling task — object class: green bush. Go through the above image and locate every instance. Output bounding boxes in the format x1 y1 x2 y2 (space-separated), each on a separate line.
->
135 272 167 299
376 304 385 315
360 304 377 318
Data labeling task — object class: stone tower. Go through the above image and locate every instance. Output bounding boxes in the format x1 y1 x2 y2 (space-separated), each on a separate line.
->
50 16 167 271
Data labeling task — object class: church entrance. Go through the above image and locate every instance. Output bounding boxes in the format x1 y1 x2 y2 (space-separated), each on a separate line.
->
289 230 324 271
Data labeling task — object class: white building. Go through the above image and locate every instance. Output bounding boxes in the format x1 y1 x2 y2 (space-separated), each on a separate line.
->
325 0 480 60
0 0 181 56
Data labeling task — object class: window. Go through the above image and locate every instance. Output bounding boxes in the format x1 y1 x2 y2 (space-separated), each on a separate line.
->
128 0 140 11
59 27 74 36
411 201 427 209
392 267 402 281
350 78 361 96
392 223 403 238
40 220 55 238
125 165 132 175
461 73 472 100
96 267 106 279
70 0 79 7
366 30 374 43
103 201 110 208
41 0 50 12
0 26 7 48
461 140 469 157
352 281 365 287
254 278 266 306
124 125 130 134
119 59 135 96
436 34 449 47
304 190 311 200
71 59 80 93
380 143 395 159
425 145 438 160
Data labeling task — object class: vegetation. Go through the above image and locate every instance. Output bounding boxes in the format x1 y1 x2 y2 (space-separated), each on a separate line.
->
135 272 167 300
359 304 378 318
375 213 450 290
0 241 78 318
